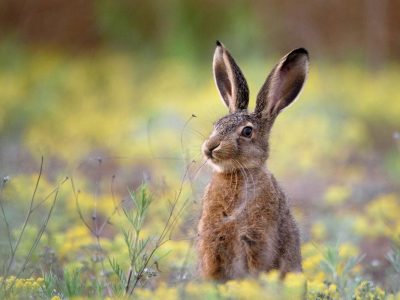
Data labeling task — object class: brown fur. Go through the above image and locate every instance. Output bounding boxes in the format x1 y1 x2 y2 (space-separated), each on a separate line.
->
197 42 309 280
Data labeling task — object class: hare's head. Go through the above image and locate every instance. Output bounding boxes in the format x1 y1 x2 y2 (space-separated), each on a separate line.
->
202 41 309 173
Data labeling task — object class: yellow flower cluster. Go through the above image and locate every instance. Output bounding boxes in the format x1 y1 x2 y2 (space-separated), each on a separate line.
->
56 224 94 257
354 194 400 241
65 191 118 218
158 240 193 269
0 276 44 297
310 222 327 241
307 280 339 299
353 281 385 300
338 242 359 258
135 283 178 300
387 292 400 300
135 272 306 300
301 241 362 282
301 242 325 281
130 272 394 300
1 269 396 300
219 277 271 299
324 185 351 206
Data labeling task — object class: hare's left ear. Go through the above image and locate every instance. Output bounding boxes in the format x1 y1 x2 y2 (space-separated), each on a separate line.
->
213 41 249 113
255 48 309 118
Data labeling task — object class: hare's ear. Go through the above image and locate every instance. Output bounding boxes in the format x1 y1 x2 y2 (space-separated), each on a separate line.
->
213 41 249 113
255 48 309 118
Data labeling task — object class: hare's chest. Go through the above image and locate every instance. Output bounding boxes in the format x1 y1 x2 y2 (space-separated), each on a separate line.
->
204 180 262 221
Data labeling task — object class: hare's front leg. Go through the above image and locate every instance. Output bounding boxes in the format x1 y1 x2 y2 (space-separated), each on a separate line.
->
197 237 225 280
198 221 243 280
240 227 278 274
278 235 302 276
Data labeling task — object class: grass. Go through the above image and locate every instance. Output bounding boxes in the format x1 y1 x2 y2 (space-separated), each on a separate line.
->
0 158 399 299
0 44 399 299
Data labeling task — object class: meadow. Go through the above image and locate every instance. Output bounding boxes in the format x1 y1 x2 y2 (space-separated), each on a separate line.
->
0 41 399 299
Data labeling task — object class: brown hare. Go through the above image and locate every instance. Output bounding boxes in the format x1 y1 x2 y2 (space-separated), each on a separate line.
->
197 41 309 281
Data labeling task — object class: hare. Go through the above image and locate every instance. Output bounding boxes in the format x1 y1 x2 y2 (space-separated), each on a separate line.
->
197 41 309 281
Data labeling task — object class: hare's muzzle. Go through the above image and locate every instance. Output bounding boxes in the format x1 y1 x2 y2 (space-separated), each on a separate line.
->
203 141 221 159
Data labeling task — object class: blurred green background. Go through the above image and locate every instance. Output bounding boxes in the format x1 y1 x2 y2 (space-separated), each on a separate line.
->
0 0 400 297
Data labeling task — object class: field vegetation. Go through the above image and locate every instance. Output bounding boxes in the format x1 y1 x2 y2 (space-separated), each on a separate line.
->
0 1 400 298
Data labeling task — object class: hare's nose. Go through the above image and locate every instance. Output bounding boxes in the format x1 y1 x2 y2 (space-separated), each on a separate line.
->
205 142 220 158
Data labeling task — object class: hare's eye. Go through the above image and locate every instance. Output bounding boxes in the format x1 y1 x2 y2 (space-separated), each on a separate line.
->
241 126 253 138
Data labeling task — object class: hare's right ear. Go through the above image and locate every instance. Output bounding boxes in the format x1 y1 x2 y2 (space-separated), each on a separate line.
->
213 41 249 113
255 48 309 118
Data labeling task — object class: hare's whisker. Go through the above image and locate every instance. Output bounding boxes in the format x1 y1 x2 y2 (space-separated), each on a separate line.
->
228 166 234 189
191 159 209 181
232 163 239 197
236 160 256 202
233 159 249 205
189 128 207 139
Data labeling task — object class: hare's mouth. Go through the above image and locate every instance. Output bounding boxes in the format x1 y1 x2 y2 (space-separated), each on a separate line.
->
202 141 237 169
206 157 237 173
204 151 227 163
203 150 236 166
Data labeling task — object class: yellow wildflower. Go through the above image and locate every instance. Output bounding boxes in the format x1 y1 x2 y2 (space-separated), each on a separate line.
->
339 242 359 258
57 225 93 257
354 281 385 300
31 281 40 289
327 283 340 299
36 277 44 284
311 222 327 240
261 270 280 283
307 279 325 292
15 279 24 289
153 283 178 300
353 216 369 236
284 272 306 299
220 278 265 300
284 272 306 289
313 271 326 282
366 194 399 221
324 185 350 205
134 288 153 300
302 253 323 274
328 283 337 293
185 282 218 299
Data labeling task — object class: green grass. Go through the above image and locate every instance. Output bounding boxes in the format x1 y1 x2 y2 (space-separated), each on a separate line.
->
0 43 399 299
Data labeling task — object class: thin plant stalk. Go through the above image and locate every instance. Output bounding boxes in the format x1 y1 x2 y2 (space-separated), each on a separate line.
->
6 184 62 293
1 158 68 295
127 164 192 295
0 156 44 289
72 170 125 297
0 177 14 260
